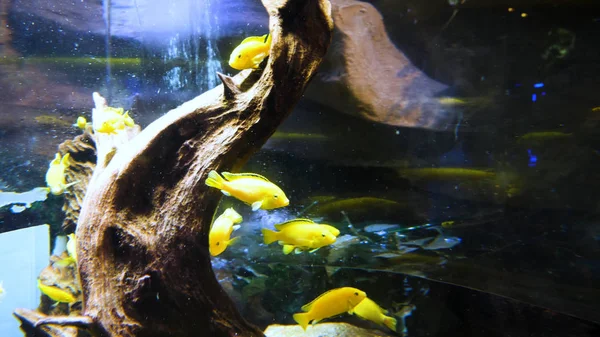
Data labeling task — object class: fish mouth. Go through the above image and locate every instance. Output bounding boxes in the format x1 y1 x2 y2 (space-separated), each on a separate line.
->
283 198 290 206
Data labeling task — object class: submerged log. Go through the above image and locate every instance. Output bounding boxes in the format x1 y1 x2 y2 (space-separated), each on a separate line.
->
73 0 333 336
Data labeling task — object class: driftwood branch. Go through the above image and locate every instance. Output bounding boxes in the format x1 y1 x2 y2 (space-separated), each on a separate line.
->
14 309 81 337
34 315 95 328
75 0 333 336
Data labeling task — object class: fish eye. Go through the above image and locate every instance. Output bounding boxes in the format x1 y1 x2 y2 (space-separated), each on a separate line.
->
322 234 326 237
274 195 278 199
238 55 241 58
354 292 358 296
216 242 220 246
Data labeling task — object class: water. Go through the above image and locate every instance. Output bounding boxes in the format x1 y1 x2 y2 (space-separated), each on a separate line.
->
1 0 600 336
161 0 223 93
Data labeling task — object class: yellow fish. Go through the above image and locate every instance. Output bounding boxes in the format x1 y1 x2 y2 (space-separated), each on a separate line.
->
228 33 272 70
93 106 135 134
262 219 337 255
209 208 243 256
73 116 88 130
45 153 78 195
205 171 289 211
353 297 398 332
37 280 77 303
274 218 340 237
96 121 119 134
293 287 367 330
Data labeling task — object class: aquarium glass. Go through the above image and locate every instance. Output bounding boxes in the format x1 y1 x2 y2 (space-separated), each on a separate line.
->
0 0 599 336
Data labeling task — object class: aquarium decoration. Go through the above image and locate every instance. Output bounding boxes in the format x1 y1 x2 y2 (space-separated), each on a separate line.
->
14 0 333 336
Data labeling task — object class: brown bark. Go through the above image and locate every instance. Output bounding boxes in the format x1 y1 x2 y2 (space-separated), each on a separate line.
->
70 0 333 336
59 133 97 233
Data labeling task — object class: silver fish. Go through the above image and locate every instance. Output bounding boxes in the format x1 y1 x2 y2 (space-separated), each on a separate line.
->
401 234 461 250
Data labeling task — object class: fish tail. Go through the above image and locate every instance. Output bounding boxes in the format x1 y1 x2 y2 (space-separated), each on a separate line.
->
227 236 241 246
205 170 225 190
293 312 311 331
64 180 80 190
261 228 278 245
383 316 397 332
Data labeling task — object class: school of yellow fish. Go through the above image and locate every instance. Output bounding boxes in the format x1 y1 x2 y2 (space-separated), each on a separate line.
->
204 169 397 331
35 104 137 304
27 29 600 334
41 105 138 196
216 36 397 329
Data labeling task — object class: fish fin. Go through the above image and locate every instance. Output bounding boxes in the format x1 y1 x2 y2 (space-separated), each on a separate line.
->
240 34 268 45
301 289 338 312
221 190 231 196
261 228 278 245
292 312 310 331
282 245 295 255
308 248 320 253
232 225 241 231
63 180 80 190
321 224 340 236
123 112 135 126
294 248 303 254
223 208 243 223
383 316 398 332
347 299 359 314
221 172 271 182
50 153 61 166
312 319 320 326
274 218 315 230
205 170 226 190
251 201 263 211
251 53 267 65
53 257 76 267
227 236 240 246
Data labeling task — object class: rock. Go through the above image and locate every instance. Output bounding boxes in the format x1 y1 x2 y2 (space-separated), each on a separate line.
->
264 322 394 337
304 0 455 130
